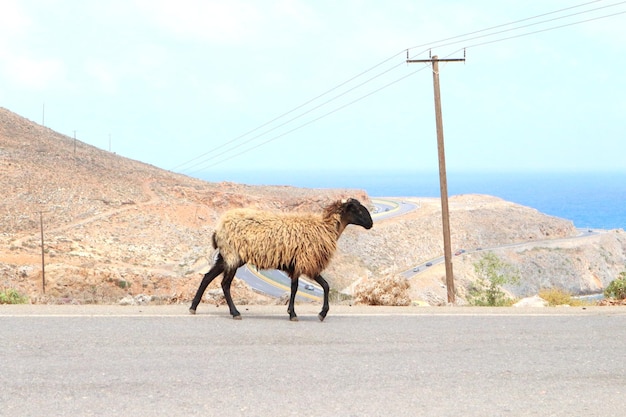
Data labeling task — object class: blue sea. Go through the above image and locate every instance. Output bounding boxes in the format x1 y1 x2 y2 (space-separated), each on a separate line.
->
203 170 626 230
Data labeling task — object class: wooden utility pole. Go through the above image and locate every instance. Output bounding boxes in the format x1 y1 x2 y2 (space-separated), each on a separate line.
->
39 211 46 294
407 54 465 304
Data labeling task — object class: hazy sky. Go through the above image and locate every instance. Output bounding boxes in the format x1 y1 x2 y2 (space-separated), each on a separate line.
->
1 0 625 179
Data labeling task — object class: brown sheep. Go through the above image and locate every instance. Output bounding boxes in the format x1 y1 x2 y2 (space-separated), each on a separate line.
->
189 198 373 321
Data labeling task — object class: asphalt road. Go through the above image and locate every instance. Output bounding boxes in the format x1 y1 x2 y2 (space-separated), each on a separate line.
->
2 305 625 417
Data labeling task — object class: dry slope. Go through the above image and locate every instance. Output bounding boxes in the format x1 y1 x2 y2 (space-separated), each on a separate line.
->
0 107 367 303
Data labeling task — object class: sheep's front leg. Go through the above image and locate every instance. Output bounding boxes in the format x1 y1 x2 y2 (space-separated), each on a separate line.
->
221 267 241 319
287 277 299 321
314 275 330 321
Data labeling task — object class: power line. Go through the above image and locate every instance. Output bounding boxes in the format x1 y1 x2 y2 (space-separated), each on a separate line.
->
187 63 433 174
198 10 625 171
180 51 429 173
406 0 605 52
409 0 626 55
463 8 626 50
200 6 625 171
174 1 626 173
170 49 409 172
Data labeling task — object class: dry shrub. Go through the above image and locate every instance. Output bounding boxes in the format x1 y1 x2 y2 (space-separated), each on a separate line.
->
354 275 411 306
538 288 588 307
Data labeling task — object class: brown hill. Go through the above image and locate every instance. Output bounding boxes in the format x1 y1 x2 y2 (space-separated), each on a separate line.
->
0 107 367 303
2 107 625 306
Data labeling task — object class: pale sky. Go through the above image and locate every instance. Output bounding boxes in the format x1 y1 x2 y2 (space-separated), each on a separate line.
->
1 0 625 179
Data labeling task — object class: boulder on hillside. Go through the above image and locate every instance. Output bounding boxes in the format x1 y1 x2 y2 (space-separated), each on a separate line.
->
513 295 548 308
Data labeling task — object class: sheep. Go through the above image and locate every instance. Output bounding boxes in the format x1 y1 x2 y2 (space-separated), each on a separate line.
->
189 198 373 321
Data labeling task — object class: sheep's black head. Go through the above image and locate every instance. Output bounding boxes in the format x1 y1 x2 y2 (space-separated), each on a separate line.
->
341 198 373 230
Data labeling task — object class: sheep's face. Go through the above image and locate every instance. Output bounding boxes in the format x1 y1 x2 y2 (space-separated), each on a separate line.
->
342 198 373 230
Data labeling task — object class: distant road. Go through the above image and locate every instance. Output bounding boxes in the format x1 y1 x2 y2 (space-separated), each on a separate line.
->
401 226 608 278
371 198 418 220
240 266 323 301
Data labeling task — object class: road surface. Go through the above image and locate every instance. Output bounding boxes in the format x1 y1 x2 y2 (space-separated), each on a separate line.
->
1 304 625 417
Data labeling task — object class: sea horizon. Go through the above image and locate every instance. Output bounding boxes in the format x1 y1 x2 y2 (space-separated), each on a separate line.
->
198 169 626 230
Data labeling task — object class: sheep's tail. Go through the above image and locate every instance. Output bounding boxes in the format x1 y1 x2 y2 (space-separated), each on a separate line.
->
211 232 218 249
210 232 221 264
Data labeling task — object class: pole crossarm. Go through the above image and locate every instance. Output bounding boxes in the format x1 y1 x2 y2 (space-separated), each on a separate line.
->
406 58 466 63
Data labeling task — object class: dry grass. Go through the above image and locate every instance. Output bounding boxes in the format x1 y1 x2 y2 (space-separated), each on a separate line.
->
354 275 411 306
537 288 591 307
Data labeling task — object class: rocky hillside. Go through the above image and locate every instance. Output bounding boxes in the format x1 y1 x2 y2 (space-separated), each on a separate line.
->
360 196 626 304
1 107 625 305
0 107 367 303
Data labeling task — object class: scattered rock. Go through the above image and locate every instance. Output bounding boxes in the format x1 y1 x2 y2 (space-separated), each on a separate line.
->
598 298 626 306
513 295 548 308
119 294 153 306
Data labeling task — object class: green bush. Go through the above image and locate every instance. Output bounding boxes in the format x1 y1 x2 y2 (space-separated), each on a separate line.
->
117 279 131 289
604 272 626 300
0 288 28 304
469 252 520 306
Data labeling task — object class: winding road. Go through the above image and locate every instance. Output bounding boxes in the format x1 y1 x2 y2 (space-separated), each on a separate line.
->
399 227 605 279
236 265 324 301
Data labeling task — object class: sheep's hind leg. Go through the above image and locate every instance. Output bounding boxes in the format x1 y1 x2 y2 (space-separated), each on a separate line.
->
287 277 299 321
314 275 330 321
221 267 242 319
189 258 225 314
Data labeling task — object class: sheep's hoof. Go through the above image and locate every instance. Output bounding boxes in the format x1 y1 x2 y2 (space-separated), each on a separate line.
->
189 308 196 315
318 310 328 321
290 316 299 322
233 314 242 320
